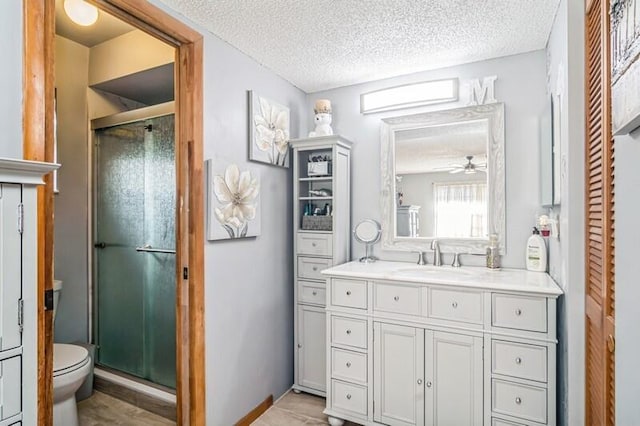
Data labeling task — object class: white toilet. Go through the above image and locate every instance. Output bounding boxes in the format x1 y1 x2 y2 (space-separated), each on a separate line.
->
53 280 92 426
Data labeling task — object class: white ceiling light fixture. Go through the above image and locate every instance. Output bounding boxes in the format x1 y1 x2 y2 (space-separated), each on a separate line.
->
360 78 458 114
64 0 99 27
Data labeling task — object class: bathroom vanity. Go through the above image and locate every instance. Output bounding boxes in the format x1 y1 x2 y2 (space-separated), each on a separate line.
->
322 261 562 426
0 158 58 425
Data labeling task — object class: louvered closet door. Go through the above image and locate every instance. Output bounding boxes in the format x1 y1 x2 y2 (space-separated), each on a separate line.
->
585 0 615 424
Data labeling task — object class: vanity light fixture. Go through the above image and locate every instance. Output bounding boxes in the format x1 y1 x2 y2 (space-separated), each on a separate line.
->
360 78 458 114
64 0 99 26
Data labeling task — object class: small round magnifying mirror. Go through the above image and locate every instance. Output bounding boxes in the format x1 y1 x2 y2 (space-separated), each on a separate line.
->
353 219 382 263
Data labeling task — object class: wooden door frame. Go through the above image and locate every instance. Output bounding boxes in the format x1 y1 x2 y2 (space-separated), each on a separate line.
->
23 0 205 424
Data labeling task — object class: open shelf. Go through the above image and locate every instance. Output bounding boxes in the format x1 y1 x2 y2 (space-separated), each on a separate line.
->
299 196 333 201
299 176 333 182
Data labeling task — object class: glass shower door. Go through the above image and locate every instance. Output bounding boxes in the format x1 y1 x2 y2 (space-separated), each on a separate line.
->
94 114 176 389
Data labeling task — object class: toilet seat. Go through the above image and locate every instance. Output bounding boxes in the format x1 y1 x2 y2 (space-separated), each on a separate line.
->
53 344 89 377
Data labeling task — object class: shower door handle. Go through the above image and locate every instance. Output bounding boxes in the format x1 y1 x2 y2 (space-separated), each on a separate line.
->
135 245 176 254
94 242 107 249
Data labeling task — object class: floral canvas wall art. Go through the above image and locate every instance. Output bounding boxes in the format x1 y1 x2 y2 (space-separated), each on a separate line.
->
249 90 291 167
207 159 261 240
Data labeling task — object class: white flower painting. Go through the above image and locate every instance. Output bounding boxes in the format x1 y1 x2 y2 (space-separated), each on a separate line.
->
249 90 291 168
207 160 261 240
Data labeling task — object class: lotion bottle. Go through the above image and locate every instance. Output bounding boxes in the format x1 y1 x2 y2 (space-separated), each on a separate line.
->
526 227 547 272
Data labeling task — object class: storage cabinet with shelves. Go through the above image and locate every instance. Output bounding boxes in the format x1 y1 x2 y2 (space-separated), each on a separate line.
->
0 159 58 425
291 136 352 396
322 261 562 426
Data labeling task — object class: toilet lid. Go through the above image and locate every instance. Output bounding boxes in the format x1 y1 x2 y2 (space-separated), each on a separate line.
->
53 344 89 376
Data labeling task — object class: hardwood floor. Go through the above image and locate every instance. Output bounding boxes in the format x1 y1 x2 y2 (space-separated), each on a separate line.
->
78 392 175 426
252 391 359 426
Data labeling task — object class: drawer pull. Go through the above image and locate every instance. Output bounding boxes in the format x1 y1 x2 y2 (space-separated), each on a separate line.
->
515 397 522 405
312 291 317 296
515 357 522 365
417 379 423 385
346 290 352 296
346 362 351 368
346 394 352 400
297 344 302 348
426 381 432 388
394 296 400 301
452 301 458 308
515 308 522 316
346 329 352 335
312 242 317 247
312 266 318 271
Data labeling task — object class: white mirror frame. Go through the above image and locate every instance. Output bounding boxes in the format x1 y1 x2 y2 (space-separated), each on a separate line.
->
381 102 505 254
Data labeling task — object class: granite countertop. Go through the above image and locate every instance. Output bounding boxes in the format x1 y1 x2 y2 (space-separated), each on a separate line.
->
322 260 563 296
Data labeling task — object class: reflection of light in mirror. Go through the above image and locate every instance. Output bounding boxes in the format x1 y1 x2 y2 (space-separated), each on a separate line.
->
361 78 458 114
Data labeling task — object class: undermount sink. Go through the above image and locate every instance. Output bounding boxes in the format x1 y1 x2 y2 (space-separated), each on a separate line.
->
393 266 476 277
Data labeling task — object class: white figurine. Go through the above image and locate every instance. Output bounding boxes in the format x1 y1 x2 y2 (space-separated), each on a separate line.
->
308 99 334 137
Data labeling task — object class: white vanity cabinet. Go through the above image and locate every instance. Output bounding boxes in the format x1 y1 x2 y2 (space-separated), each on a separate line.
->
0 159 58 426
322 261 562 426
291 136 352 396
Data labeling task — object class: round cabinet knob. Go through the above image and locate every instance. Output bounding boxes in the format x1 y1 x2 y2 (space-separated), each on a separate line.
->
312 242 317 247
515 397 522 405
346 290 352 296
346 362 351 368
515 357 522 365
312 266 318 271
515 308 522 316
346 394 352 400
426 381 432 388
417 379 423 385
297 344 302 348
346 329 352 335
312 291 317 296
394 296 400 301
452 301 458 309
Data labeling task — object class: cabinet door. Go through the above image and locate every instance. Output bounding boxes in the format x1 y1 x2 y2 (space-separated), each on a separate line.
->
0 184 22 351
297 305 326 392
425 330 483 426
374 322 424 426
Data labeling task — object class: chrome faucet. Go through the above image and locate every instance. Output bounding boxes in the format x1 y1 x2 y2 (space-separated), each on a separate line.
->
431 240 442 266
416 251 427 265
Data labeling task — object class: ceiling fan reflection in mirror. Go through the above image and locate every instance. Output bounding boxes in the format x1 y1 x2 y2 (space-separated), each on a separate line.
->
436 155 486 174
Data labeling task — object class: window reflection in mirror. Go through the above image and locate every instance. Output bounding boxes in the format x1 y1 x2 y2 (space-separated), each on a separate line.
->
394 120 488 239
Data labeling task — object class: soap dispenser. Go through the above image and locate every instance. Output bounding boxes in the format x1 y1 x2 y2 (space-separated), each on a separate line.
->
486 233 501 269
526 227 547 272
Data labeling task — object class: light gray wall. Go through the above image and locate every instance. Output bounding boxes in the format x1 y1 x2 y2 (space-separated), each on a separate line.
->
149 2 307 423
53 36 91 343
307 50 547 267
615 130 640 424
545 0 585 425
0 1 23 159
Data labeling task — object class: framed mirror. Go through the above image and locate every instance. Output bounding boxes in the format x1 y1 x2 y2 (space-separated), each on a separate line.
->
381 103 505 254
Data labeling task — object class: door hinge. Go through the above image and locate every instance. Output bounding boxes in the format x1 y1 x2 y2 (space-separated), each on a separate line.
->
183 267 189 280
18 299 24 333
17 203 24 234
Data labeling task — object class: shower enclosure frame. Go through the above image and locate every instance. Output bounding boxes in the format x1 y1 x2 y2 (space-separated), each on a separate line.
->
23 1 205 424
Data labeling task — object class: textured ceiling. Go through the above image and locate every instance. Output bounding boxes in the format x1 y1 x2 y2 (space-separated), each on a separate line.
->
160 0 560 92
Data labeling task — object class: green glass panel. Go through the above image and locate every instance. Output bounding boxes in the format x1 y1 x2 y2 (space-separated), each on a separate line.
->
95 114 176 389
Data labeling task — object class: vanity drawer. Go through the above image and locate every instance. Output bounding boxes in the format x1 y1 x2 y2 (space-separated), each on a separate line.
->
492 418 526 426
298 280 326 306
492 379 547 424
331 316 367 349
297 232 332 256
373 282 421 316
492 340 547 383
492 294 547 333
331 279 367 309
0 355 22 421
429 288 483 324
298 256 332 281
331 348 367 384
331 379 368 417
